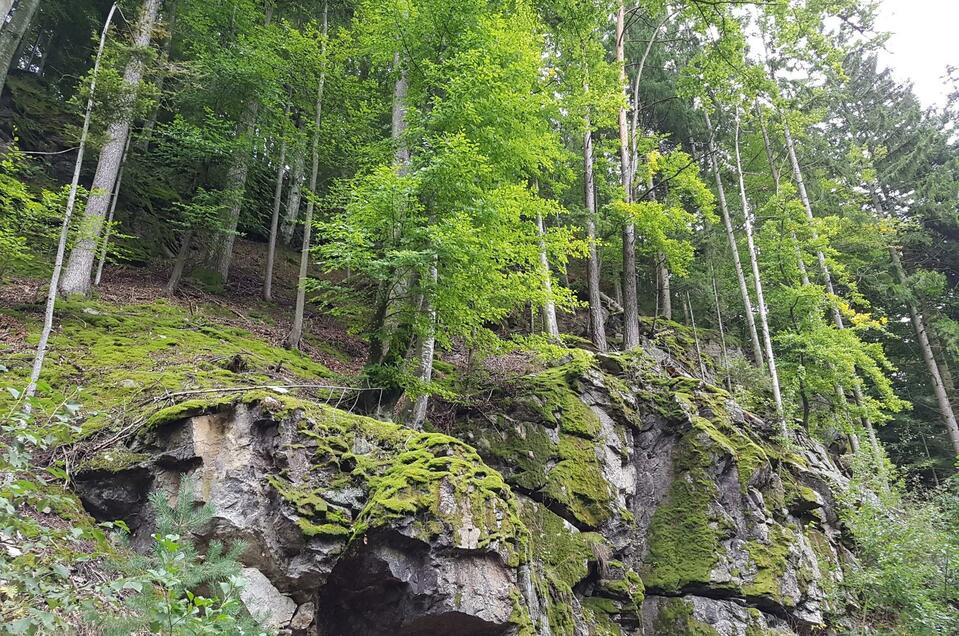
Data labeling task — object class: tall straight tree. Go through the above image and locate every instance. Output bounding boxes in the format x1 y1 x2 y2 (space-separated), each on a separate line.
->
0 0 40 97
287 1 327 350
734 108 784 428
616 1 639 349
704 109 764 368
584 120 607 353
60 0 162 296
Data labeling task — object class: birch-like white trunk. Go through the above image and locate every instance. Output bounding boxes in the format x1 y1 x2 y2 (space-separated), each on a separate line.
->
537 210 560 340
281 144 305 244
734 110 785 430
0 0 39 97
704 110 764 368
25 3 117 402
264 135 287 301
60 0 162 296
616 2 639 349
287 1 327 349
584 123 607 352
94 136 131 286
410 259 438 428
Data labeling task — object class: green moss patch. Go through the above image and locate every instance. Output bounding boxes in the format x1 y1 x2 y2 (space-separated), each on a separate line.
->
652 598 721 636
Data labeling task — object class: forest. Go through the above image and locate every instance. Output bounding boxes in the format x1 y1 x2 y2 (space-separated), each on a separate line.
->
1 0 959 634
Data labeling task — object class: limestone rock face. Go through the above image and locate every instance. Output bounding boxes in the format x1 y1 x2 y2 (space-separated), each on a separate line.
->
74 344 853 636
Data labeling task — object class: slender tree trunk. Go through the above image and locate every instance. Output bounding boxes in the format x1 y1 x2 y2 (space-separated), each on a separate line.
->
616 2 639 349
25 4 117 403
704 110 764 368
537 210 560 340
410 259 437 428
264 133 287 301
166 229 193 295
710 268 732 390
734 109 785 430
210 7 272 282
60 0 162 296
0 0 39 97
687 292 706 379
281 140 305 244
287 1 327 350
657 252 671 320
584 123 607 352
368 54 410 365
787 118 880 457
94 135 131 287
138 0 177 152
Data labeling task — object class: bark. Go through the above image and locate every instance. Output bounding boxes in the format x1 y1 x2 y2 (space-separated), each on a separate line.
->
368 55 411 365
410 259 438 428
0 0 14 26
734 110 785 430
687 292 707 379
264 134 287 301
886 224 959 455
616 2 639 349
281 141 305 244
0 0 39 97
94 135 131 286
166 229 193 295
657 252 671 320
287 1 327 350
138 0 177 152
209 7 272 281
584 124 607 353
787 118 881 457
536 210 560 340
60 0 162 296
25 3 117 402
711 270 732 390
704 109 764 368
757 105 810 285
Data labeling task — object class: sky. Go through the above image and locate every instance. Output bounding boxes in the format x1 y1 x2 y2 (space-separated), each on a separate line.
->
874 0 958 108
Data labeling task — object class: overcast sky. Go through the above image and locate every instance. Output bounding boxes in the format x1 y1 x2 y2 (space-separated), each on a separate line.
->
874 0 958 107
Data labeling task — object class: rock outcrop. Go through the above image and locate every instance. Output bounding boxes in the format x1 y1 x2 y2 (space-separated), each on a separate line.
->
73 343 852 636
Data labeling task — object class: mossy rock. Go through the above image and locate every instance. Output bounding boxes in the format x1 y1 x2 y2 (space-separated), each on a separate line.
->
652 598 722 636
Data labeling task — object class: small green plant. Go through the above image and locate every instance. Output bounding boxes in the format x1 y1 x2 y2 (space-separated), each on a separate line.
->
101 479 265 636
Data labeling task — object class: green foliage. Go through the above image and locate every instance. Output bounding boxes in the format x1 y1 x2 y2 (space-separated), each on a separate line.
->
0 146 63 278
840 462 959 635
100 479 262 636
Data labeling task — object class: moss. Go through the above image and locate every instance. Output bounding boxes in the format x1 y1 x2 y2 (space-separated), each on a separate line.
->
523 364 600 438
77 449 149 473
652 598 721 636
0 298 334 441
641 430 724 592
145 396 236 428
544 435 613 528
518 498 603 590
581 597 624 635
689 414 769 495
742 524 794 604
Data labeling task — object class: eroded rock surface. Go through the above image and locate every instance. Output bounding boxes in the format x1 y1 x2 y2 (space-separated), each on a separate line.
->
74 344 852 635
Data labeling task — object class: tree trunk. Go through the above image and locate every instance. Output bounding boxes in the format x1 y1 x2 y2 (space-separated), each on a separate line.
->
264 134 287 301
410 259 438 428
704 109 764 368
0 0 14 27
287 0 327 350
281 141 305 245
166 229 193 295
138 0 177 152
209 7 272 282
734 109 785 430
711 269 732 390
887 230 959 455
94 135 131 287
616 2 639 349
584 123 607 352
0 0 39 97
537 210 560 340
368 54 411 365
657 252 671 320
25 3 117 402
60 0 162 296
687 292 706 379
